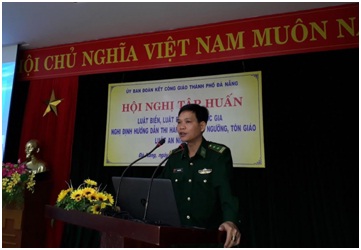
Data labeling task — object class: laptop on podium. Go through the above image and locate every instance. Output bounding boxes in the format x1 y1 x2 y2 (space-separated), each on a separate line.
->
112 176 181 227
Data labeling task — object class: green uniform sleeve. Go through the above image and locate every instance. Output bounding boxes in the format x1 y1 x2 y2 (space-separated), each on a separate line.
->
211 147 240 224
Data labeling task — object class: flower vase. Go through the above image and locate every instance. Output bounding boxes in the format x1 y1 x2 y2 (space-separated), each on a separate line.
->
2 205 24 248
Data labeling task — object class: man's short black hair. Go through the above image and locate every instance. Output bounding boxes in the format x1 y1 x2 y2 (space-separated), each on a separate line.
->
178 104 209 123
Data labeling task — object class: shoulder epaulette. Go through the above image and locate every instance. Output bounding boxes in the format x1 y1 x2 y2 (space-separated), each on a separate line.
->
208 143 227 154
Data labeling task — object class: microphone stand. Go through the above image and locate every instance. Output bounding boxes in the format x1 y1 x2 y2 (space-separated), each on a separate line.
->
113 138 166 211
142 143 185 221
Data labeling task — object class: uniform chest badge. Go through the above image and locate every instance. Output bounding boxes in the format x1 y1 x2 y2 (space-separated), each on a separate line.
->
198 168 212 174
173 168 183 173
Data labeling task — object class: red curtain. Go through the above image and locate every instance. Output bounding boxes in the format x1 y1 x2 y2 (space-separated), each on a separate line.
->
18 76 78 247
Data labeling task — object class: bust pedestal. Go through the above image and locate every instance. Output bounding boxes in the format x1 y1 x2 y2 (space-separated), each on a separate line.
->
2 171 52 248
2 207 23 247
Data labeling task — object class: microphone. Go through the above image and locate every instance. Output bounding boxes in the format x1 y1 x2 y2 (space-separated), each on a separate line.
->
142 142 186 222
113 138 166 211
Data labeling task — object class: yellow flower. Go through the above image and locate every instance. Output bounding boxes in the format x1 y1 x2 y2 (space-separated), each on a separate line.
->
2 178 9 189
90 204 102 214
10 172 21 185
70 189 83 202
89 193 98 202
84 179 97 187
96 192 107 202
26 172 36 192
6 185 13 193
57 188 73 202
2 161 37 208
55 179 115 214
105 193 114 205
82 187 96 198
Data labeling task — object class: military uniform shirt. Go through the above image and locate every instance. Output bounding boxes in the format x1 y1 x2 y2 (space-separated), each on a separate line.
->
159 138 240 229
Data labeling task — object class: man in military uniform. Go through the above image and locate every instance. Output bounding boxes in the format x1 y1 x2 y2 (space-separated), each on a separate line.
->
159 104 240 248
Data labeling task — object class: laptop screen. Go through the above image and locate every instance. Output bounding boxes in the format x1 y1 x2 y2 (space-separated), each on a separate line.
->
112 177 181 227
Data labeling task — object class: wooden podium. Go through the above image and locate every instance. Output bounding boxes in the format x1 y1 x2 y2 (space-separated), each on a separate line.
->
45 205 226 247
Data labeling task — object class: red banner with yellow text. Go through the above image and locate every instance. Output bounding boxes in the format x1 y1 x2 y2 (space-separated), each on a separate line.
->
18 4 358 81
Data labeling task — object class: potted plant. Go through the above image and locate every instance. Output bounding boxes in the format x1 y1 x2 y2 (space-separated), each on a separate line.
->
2 160 36 209
55 178 114 214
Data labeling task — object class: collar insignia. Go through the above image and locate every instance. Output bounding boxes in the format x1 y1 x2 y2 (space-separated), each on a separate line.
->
200 146 206 158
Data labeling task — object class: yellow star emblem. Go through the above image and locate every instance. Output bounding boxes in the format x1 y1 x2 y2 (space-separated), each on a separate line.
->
43 89 63 117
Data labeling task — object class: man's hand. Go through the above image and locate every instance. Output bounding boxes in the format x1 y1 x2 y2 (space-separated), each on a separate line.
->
218 221 241 248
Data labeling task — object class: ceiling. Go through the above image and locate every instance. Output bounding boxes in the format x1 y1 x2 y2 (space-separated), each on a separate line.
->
2 2 349 51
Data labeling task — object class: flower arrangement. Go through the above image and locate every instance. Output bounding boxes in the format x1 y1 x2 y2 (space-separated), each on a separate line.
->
2 160 36 208
55 179 114 214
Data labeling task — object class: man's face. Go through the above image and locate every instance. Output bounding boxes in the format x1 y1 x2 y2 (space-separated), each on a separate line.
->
25 142 36 158
177 110 205 143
